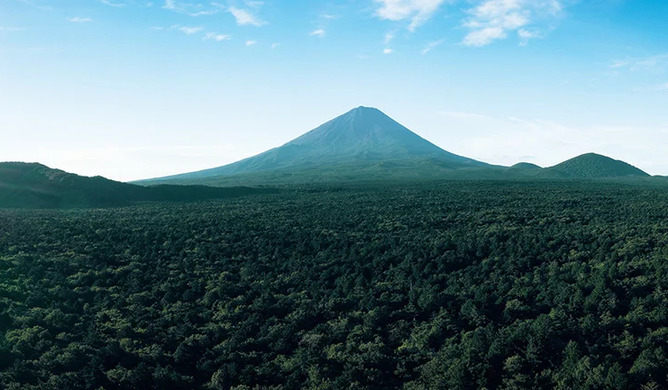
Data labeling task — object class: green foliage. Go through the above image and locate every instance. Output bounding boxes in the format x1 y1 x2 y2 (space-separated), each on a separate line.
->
0 181 667 389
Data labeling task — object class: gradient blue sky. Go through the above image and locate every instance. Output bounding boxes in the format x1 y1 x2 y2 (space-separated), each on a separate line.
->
1 0 667 180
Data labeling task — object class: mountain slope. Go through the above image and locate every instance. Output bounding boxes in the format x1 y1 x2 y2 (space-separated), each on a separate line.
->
142 106 487 184
543 153 649 179
0 162 273 208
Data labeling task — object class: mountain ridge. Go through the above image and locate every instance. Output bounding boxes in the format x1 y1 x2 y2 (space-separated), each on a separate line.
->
142 106 487 183
0 162 273 208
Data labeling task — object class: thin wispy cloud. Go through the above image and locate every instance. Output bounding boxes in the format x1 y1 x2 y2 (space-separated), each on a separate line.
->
178 26 203 35
99 0 127 7
384 32 394 44
244 1 264 10
67 17 93 23
245 40 257 46
204 32 231 41
16 0 52 10
518 28 541 46
228 6 266 26
310 29 326 37
163 0 219 16
0 26 25 31
421 39 444 55
383 48 393 54
375 0 445 32
611 54 668 72
462 0 562 47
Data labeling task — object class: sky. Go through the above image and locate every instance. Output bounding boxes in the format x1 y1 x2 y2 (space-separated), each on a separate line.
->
1 0 667 181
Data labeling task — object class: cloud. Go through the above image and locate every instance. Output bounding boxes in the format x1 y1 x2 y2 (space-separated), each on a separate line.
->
244 1 264 9
99 0 127 7
383 48 393 54
15 0 52 10
177 26 203 34
658 82 668 91
228 6 266 26
518 28 541 46
271 42 280 49
462 0 562 47
421 39 444 54
0 26 25 31
611 54 668 72
204 32 231 41
384 32 394 44
310 29 325 37
67 17 93 23
375 0 445 32
163 0 219 16
245 40 257 46
321 14 339 19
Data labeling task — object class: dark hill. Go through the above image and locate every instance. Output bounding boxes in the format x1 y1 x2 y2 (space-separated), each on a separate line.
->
510 162 542 170
140 106 488 185
0 162 273 208
544 153 649 179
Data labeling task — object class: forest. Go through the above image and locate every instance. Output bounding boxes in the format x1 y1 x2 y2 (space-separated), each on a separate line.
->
0 180 667 389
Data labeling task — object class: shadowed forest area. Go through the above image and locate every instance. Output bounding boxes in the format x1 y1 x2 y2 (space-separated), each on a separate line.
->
1 181 667 389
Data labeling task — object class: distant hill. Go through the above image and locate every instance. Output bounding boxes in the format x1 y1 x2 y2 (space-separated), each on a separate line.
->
509 162 543 172
0 162 273 208
139 106 489 185
543 153 649 179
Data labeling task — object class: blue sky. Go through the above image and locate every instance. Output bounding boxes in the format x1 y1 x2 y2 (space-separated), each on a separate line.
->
1 0 667 180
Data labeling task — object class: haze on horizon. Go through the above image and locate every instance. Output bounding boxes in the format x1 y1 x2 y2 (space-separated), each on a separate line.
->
1 0 667 181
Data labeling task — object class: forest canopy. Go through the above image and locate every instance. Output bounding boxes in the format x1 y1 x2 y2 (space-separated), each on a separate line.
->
0 181 667 389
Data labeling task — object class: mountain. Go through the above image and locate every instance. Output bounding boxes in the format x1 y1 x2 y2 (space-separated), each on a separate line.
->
0 162 273 209
140 106 489 185
543 153 650 179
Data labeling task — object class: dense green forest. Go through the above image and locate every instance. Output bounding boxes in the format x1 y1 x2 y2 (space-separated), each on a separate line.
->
1 181 667 389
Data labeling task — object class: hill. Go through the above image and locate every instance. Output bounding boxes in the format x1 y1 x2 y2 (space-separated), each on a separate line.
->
543 153 650 179
510 162 542 171
139 106 489 185
0 162 273 208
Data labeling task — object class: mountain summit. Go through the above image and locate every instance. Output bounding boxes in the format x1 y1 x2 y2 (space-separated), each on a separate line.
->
282 106 477 164
146 106 485 183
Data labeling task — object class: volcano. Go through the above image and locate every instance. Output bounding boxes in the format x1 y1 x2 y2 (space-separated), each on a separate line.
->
142 106 487 184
